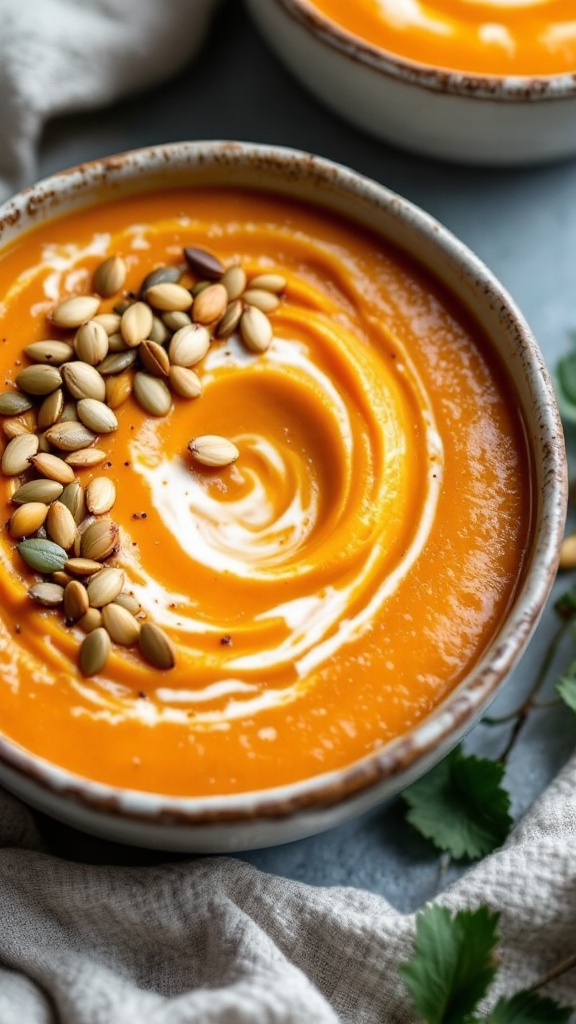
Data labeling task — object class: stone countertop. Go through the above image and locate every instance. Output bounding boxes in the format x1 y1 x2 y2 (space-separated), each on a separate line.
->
34 0 576 909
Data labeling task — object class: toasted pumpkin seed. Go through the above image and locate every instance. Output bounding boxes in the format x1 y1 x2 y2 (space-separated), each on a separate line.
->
12 479 64 505
87 566 125 608
80 517 119 562
64 448 108 468
31 453 75 485
93 312 121 336
29 581 65 607
97 350 137 375
162 311 191 332
66 557 103 578
168 324 210 367
140 264 182 297
74 320 109 365
221 265 247 301
1 432 39 475
215 299 243 339
240 305 273 353
93 255 126 298
9 502 49 539
63 579 89 623
77 607 103 634
139 621 176 669
146 282 193 313
60 481 86 524
17 537 68 573
187 435 239 467
139 340 171 378
192 283 228 325
77 398 118 434
16 364 62 396
46 501 78 551
79 626 110 676
61 361 106 402
0 391 34 416
133 373 172 417
86 477 116 516
168 365 202 399
190 281 211 298
243 289 280 313
107 332 129 353
51 295 101 329
149 315 170 345
24 340 74 365
37 388 64 430
121 301 153 347
114 592 140 615
249 273 286 294
183 246 224 280
102 602 141 646
44 421 98 452
59 399 79 423
3 417 32 439
105 371 133 409
52 570 73 587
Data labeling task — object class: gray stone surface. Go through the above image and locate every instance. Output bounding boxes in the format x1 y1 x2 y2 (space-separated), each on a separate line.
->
34 0 576 909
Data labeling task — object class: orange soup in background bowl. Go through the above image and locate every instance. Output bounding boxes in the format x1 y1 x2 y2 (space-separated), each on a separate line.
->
0 142 565 851
247 0 576 165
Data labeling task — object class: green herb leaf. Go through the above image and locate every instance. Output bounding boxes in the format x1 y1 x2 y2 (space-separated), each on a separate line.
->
556 673 576 713
401 905 500 1024
403 746 513 860
555 353 576 424
553 589 576 620
483 991 573 1024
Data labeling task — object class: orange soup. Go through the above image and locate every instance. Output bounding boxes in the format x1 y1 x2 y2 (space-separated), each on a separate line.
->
306 0 576 76
0 188 531 796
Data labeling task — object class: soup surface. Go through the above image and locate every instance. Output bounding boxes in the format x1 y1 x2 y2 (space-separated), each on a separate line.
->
306 0 576 76
0 188 531 796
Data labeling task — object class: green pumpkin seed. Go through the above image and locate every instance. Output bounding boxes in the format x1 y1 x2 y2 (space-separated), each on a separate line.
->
12 479 64 505
79 626 110 676
0 392 34 416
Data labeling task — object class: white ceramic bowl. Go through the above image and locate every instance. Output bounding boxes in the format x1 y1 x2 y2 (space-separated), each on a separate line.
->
0 142 566 851
247 0 576 166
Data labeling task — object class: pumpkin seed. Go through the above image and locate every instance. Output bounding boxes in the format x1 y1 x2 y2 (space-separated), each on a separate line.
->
1 432 39 475
114 298 134 316
221 265 247 301
93 312 121 336
61 361 106 401
46 501 78 551
63 579 89 623
52 570 73 587
133 373 172 417
139 621 176 669
29 581 65 607
9 502 49 539
215 299 243 339
24 340 74 365
17 537 68 573
192 283 228 325
97 350 137 375
93 255 126 297
240 305 273 353
12 479 64 505
51 295 101 329
0 392 33 416
249 273 286 294
16 364 62 396
79 627 110 676
102 602 141 646
65 557 104 577
78 607 103 634
162 311 191 332
149 315 170 345
146 283 193 313
187 435 239 467
80 517 119 562
139 340 171 378
74 321 109 365
243 289 280 314
190 281 211 298
44 421 98 452
87 566 125 608
64 448 108 468
168 365 202 399
77 398 118 434
59 399 79 422
183 246 224 280
60 481 86 524
121 301 153 347
37 388 64 430
107 332 129 353
86 477 116 516
140 264 182 297
168 324 210 367
105 371 133 409
3 418 31 439
30 452 75 485
114 592 140 615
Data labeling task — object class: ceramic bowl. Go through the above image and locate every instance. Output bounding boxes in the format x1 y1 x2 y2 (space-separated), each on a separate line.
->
247 0 576 166
0 142 566 851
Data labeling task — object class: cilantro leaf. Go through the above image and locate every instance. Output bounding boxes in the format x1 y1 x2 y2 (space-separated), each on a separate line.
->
403 746 513 860
556 674 576 713
483 991 573 1024
401 905 500 1024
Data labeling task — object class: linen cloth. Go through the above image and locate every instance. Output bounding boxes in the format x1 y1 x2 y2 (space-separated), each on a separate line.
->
0 0 574 1020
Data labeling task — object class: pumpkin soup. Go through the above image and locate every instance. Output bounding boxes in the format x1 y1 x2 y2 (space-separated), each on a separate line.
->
305 0 576 76
0 188 530 796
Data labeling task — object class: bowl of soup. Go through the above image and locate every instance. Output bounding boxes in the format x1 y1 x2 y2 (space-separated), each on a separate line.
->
247 0 576 165
0 141 565 851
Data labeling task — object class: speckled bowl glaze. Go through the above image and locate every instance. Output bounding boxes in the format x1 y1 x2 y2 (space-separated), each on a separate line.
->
0 142 566 851
247 0 576 166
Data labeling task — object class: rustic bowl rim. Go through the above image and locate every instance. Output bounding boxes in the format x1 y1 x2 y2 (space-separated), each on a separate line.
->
0 140 567 826
266 0 576 101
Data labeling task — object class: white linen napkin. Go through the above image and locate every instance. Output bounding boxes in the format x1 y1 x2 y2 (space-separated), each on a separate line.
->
0 1 573 1020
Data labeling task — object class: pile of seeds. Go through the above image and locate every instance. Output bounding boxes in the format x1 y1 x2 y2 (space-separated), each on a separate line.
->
0 245 285 676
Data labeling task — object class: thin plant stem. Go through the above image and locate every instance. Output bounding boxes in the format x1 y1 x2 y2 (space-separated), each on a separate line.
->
528 951 576 993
